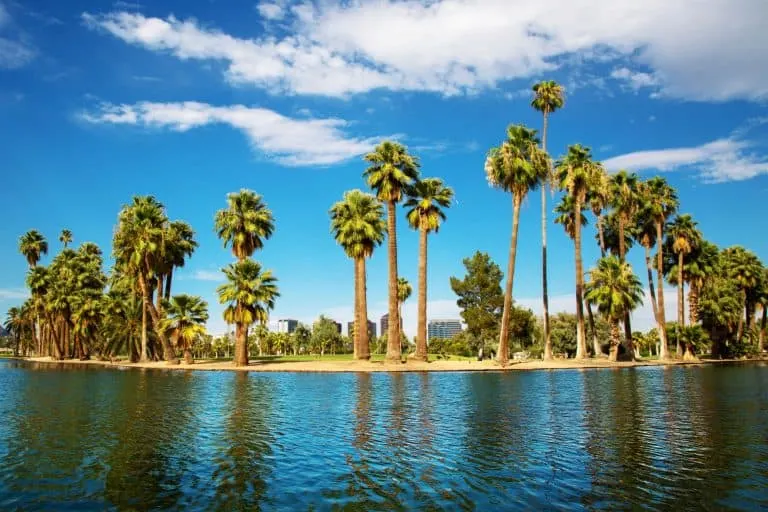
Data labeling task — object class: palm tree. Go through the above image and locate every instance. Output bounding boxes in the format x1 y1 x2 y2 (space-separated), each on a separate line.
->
405 178 454 361
217 260 279 366
670 240 718 325
585 256 644 362
486 124 548 365
59 229 73 248
214 190 275 262
329 190 385 360
667 214 701 335
363 141 420 362
757 268 768 353
397 277 412 343
644 177 678 359
634 202 659 322
162 221 198 300
161 294 209 364
722 246 763 342
19 230 48 268
555 144 602 359
4 306 23 356
531 80 565 361
113 196 177 364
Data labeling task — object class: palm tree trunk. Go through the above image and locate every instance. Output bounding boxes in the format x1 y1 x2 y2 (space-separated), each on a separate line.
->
234 319 248 366
645 246 659 319
155 276 164 317
499 195 523 365
759 305 766 353
164 268 173 300
688 284 699 325
139 273 178 364
385 200 401 362
609 320 620 362
415 224 428 361
352 257 361 359
618 219 633 359
736 289 746 342
541 111 552 361
141 294 149 362
677 251 685 356
587 301 600 356
597 214 606 257
655 222 670 359
574 199 587 359
359 257 371 360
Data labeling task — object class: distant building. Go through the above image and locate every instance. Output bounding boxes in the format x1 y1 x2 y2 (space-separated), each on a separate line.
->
333 321 342 334
379 313 404 337
347 320 376 338
277 319 298 334
428 319 462 340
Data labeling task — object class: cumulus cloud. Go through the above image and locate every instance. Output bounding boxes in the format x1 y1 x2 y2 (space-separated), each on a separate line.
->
81 101 385 166
83 0 767 101
604 138 768 182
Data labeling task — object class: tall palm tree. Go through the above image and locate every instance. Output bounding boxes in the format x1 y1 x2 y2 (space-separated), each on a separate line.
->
113 195 177 364
19 230 48 268
585 256 644 362
329 190 385 360
667 214 701 355
214 190 275 262
644 177 678 359
59 229 73 248
217 260 279 366
161 294 209 364
588 168 611 257
555 144 601 359
531 80 565 361
405 178 454 361
722 246 763 342
634 201 659 322
486 124 548 365
668 240 718 325
363 141 420 362
757 268 768 353
162 221 198 300
610 170 641 353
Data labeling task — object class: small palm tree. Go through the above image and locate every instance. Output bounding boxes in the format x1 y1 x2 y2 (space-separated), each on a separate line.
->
405 178 453 361
397 276 412 342
364 141 420 362
555 144 602 359
214 190 274 262
19 230 48 268
486 124 548 365
329 190 385 360
667 214 701 355
588 168 611 257
643 177 678 359
161 294 209 364
531 80 565 361
59 229 73 248
217 260 279 366
585 256 644 362
4 307 23 356
722 246 763 342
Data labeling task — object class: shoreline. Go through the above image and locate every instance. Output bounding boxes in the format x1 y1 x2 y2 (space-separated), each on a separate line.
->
9 355 763 373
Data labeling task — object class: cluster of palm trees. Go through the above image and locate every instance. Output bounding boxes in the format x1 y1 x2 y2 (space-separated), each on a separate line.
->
330 144 454 362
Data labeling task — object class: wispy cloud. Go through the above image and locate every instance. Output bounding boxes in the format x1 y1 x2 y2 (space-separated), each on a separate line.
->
82 1 768 101
80 101 387 166
0 2 36 69
186 270 222 282
604 138 768 182
0 288 28 300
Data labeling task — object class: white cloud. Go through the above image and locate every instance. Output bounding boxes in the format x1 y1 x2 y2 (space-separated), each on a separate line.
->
83 1 768 101
184 270 223 282
0 3 35 69
80 101 385 166
0 288 29 300
604 138 768 182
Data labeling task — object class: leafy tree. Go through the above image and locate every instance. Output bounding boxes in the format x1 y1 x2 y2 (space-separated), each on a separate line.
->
450 252 504 355
330 190 385 360
364 141 420 361
311 315 342 356
556 144 603 359
161 294 209 364
292 323 311 355
405 177 453 361
485 124 548 364
59 229 73 248
721 246 764 342
4 306 23 356
531 80 565 361
585 256 644 361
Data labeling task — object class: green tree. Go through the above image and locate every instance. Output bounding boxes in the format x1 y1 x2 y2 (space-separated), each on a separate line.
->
217 260 279 366
19 230 48 268
585 256 644 361
531 80 565 362
363 141 420 362
556 144 602 359
666 214 702 355
397 276 412 350
161 294 209 364
485 124 548 364
59 229 73 248
311 315 342 356
292 323 311 355
405 177 453 361
642 177 678 359
721 246 764 342
329 189 385 360
449 252 504 356
4 307 23 356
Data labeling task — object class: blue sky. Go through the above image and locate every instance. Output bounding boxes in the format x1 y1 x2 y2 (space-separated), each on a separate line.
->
1 0 767 336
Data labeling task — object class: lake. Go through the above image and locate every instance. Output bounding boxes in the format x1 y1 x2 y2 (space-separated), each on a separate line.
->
0 360 766 510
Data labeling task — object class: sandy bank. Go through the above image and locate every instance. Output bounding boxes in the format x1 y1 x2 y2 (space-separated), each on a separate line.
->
15 356 761 373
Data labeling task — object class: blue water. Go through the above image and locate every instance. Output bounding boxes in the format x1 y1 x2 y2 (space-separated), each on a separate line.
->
0 360 766 510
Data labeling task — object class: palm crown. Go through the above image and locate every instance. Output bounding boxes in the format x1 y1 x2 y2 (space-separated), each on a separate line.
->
214 190 274 261
485 124 548 199
667 214 701 258
329 190 385 260
161 294 209 348
217 260 279 328
585 256 644 323
554 194 587 240
531 80 565 114
363 141 420 203
59 229 73 248
404 178 454 234
19 230 48 267
556 144 602 203
397 277 412 304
